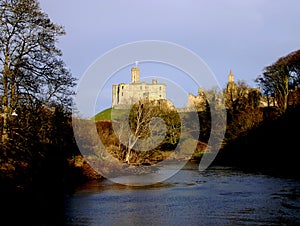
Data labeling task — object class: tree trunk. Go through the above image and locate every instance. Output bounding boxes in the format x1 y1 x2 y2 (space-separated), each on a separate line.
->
2 57 10 143
2 106 9 143
125 147 131 164
125 134 138 164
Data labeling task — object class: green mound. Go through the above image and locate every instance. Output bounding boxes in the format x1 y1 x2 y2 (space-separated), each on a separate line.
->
92 108 128 121
92 108 112 121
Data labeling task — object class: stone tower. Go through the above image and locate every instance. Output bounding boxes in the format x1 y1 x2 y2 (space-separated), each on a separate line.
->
131 61 140 83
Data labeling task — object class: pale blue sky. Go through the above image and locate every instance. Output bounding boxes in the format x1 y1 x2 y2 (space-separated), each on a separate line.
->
39 0 300 113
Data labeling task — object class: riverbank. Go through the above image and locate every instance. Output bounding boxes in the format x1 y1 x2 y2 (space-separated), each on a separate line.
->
0 153 102 193
213 107 300 180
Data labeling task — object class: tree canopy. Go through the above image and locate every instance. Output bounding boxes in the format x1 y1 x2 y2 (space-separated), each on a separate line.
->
256 49 300 113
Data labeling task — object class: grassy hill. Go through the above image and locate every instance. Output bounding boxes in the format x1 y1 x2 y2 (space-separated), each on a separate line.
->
92 108 128 121
92 108 112 121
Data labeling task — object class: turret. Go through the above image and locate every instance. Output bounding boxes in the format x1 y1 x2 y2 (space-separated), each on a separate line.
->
228 69 234 83
226 69 238 103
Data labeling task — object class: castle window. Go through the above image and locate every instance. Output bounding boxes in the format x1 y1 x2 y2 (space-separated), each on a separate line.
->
159 86 162 91
140 86 142 90
122 92 123 96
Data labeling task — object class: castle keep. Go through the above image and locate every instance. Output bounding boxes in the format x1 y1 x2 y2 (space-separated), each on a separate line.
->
112 63 166 108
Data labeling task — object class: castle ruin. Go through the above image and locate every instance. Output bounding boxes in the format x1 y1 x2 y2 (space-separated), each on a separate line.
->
112 63 167 109
112 66 278 111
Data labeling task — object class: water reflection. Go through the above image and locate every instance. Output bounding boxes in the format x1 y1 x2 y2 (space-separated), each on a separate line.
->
64 164 300 225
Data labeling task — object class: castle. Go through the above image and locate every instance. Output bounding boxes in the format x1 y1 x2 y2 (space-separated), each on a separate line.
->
112 65 242 110
112 64 280 111
112 63 167 109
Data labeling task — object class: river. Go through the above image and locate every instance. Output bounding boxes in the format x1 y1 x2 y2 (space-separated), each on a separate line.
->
64 163 300 225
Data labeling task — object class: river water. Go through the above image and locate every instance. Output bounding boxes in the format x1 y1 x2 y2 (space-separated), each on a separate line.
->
64 163 300 225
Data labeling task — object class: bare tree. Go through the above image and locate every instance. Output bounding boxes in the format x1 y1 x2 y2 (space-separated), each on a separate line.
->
0 0 76 142
111 99 180 164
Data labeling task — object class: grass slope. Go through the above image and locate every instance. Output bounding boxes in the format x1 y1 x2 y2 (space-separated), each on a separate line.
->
92 108 128 121
93 108 112 121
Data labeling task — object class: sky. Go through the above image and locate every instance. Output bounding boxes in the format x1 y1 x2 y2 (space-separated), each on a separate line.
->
39 0 300 115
